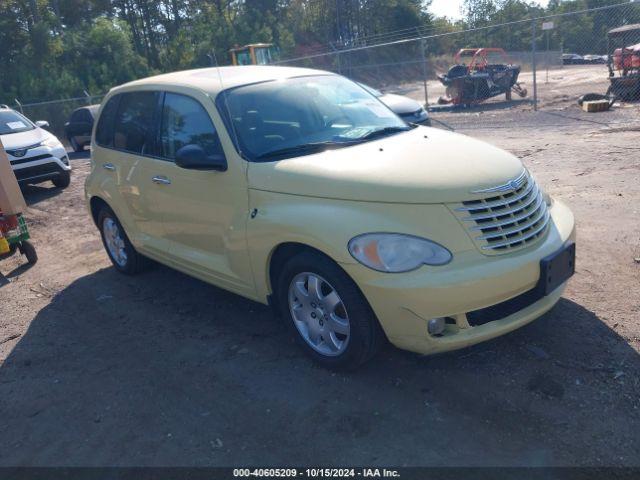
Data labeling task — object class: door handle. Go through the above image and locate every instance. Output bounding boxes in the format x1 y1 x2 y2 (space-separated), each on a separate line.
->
102 163 115 171
152 175 171 185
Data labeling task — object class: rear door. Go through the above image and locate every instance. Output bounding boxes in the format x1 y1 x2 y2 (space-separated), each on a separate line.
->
147 90 254 296
76 109 94 144
109 90 175 260
67 110 84 142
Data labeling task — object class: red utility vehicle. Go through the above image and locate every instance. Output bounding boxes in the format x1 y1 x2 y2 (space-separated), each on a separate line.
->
608 24 640 100
438 48 527 106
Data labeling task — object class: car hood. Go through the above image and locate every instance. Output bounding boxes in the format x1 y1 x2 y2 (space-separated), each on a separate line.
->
379 93 423 114
248 127 525 204
1 128 51 150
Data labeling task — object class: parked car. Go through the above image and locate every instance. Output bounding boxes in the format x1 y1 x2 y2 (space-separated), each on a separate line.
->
358 82 431 126
86 66 576 369
583 54 607 64
562 53 585 65
65 105 99 152
0 105 71 188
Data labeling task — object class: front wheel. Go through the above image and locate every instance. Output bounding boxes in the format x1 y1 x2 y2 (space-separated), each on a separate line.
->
19 241 38 265
52 170 71 189
276 251 384 369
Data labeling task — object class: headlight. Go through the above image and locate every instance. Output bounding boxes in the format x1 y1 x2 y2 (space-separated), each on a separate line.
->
39 137 62 148
348 233 452 273
414 108 428 120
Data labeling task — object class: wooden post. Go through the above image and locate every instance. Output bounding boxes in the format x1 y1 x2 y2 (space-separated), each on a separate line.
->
0 139 26 215
420 38 429 107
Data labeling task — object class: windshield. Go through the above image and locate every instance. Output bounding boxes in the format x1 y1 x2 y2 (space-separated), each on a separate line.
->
0 110 35 135
218 75 408 161
358 82 382 97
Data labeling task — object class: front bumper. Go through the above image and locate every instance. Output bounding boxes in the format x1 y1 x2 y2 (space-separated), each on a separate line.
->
341 199 576 355
9 144 71 185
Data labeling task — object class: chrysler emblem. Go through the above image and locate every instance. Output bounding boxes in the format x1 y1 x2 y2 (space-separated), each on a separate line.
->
471 170 527 194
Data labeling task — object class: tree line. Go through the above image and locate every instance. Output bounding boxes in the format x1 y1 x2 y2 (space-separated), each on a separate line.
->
0 0 637 105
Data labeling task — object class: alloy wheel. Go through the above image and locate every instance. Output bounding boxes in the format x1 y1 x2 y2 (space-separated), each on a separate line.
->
288 272 350 356
102 217 128 268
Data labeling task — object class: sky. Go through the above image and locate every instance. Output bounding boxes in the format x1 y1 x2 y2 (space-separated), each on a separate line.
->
429 0 551 20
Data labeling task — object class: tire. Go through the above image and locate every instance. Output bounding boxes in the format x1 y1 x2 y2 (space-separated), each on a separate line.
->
52 170 71 189
19 240 38 265
69 136 83 153
97 206 147 275
276 250 384 369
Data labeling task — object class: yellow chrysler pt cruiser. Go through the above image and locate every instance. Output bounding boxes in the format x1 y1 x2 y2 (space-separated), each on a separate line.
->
86 66 576 369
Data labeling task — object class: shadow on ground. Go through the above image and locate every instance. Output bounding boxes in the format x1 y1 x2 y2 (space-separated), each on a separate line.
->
0 263 34 285
19 150 90 207
0 264 638 466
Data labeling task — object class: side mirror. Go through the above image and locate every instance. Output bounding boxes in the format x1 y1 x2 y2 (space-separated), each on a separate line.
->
35 120 50 129
175 144 227 171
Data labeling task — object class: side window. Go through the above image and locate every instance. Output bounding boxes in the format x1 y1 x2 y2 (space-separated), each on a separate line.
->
95 96 120 148
80 109 93 123
113 91 157 155
160 93 223 161
70 110 84 123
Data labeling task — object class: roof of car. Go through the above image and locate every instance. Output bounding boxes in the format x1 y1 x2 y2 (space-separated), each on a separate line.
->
112 66 335 96
73 104 100 114
609 23 640 36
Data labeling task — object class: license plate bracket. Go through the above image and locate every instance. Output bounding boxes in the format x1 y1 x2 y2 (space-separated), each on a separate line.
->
537 243 576 296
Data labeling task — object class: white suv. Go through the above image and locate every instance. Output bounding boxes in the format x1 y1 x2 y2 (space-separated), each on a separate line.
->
0 105 71 188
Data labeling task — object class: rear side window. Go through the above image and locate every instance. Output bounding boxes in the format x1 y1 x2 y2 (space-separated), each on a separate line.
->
70 110 84 123
80 109 93 123
95 96 120 147
159 93 223 161
113 92 158 155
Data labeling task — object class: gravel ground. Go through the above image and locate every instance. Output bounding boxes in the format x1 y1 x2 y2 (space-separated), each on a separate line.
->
398 64 640 131
0 98 639 467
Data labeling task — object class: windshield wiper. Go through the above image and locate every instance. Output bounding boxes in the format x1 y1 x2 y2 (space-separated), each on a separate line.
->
255 141 356 160
355 125 413 141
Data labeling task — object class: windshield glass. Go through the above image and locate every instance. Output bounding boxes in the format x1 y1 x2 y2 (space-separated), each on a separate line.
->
358 82 382 97
218 75 408 161
0 110 35 135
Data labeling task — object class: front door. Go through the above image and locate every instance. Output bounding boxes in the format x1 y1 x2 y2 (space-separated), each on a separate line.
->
147 91 255 297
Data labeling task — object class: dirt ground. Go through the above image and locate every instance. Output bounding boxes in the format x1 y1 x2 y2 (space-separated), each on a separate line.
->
398 64 640 131
1 94 639 466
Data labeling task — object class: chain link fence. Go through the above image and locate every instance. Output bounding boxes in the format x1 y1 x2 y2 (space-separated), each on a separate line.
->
276 1 640 131
6 2 640 138
10 94 103 145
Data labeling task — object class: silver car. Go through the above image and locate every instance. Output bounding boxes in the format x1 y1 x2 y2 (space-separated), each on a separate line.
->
0 106 71 188
358 83 431 126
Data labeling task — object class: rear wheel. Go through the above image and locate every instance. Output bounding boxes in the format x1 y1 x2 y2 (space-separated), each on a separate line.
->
52 170 71 189
276 251 384 369
98 207 147 275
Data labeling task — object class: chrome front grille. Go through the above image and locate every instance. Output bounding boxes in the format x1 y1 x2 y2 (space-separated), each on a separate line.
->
452 170 550 254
